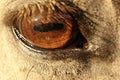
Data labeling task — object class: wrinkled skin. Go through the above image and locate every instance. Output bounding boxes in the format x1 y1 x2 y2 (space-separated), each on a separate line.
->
0 0 120 80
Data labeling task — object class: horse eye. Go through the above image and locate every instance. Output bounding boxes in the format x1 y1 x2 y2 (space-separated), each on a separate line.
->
12 4 88 50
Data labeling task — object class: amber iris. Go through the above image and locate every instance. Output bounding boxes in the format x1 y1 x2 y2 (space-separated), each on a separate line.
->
15 12 79 49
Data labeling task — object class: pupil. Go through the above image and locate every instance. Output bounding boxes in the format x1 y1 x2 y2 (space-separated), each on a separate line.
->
34 23 64 32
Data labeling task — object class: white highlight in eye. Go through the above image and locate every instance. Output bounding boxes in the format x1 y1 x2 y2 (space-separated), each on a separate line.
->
34 18 38 22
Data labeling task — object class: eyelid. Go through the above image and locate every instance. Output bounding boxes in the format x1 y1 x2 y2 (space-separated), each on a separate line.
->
3 1 86 26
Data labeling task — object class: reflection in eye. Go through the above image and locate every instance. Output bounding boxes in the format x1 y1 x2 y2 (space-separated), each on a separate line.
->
12 3 88 50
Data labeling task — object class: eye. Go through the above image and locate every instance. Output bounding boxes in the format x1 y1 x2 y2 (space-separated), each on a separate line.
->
12 3 88 51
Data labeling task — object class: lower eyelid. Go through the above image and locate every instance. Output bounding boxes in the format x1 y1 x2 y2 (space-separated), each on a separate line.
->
12 25 91 59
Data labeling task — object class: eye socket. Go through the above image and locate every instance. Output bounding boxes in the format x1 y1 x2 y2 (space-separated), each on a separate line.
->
12 4 88 50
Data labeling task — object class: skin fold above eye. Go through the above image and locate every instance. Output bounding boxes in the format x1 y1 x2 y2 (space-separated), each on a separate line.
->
0 0 120 80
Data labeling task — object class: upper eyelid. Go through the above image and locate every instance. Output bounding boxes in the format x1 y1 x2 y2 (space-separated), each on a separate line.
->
3 1 88 27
